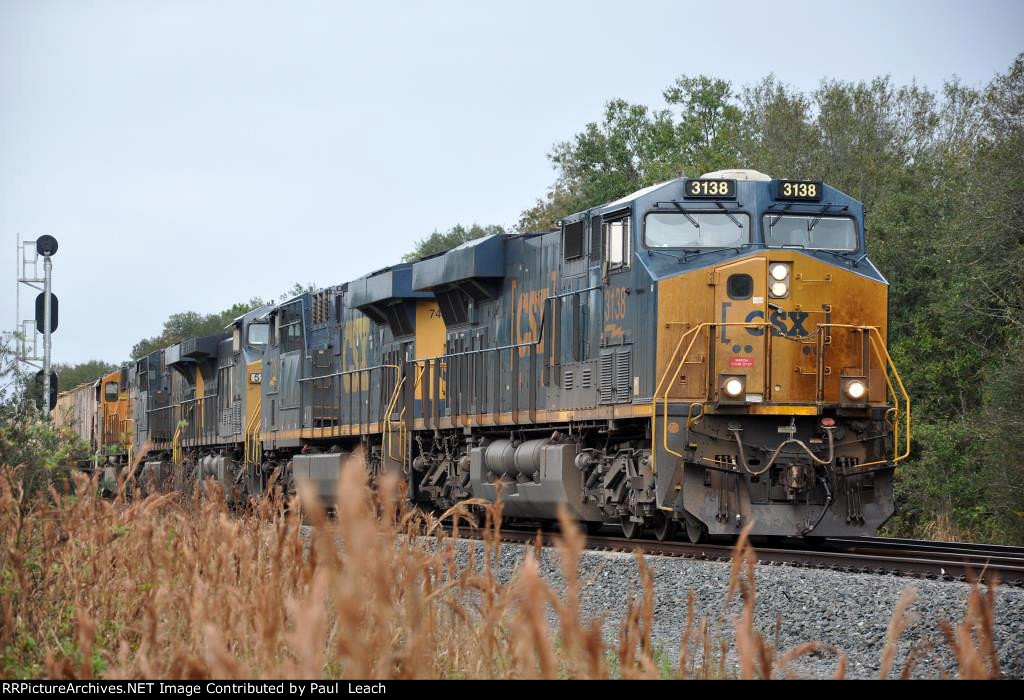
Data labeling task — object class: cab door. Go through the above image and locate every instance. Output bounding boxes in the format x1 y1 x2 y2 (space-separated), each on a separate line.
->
713 258 768 400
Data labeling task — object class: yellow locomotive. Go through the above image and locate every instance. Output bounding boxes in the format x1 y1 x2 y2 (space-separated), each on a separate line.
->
53 367 132 489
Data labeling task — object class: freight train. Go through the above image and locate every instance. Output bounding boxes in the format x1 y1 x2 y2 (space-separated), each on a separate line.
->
53 170 909 541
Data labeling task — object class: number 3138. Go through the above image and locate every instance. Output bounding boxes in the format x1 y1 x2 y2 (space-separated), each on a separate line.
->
782 182 817 198
690 180 729 196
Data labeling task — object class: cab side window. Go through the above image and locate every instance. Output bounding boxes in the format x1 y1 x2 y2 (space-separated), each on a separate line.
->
104 382 119 402
279 303 305 353
562 220 585 260
604 215 631 270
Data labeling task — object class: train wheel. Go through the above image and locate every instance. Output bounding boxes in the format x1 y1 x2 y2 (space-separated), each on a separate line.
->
653 512 677 542
620 516 643 539
685 517 707 544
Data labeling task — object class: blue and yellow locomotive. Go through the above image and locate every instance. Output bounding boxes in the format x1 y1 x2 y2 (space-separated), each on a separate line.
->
121 169 908 541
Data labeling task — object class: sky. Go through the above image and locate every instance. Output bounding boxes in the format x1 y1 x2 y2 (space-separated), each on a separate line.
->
1 0 1021 365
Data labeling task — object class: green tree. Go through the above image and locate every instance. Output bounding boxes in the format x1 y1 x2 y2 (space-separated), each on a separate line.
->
737 75 819 177
54 360 117 392
278 282 317 302
662 75 743 173
0 335 25 408
131 282 324 359
131 298 265 359
0 337 84 497
518 76 744 231
962 55 1024 540
519 99 678 231
403 224 506 261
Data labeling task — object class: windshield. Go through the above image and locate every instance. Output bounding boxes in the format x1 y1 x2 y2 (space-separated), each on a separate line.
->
764 215 857 251
248 323 269 345
645 212 750 248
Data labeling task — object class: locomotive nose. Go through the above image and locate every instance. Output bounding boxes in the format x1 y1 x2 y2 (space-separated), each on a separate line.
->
711 253 836 407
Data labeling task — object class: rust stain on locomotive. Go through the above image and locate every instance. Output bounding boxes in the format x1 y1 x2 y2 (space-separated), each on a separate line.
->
656 251 888 408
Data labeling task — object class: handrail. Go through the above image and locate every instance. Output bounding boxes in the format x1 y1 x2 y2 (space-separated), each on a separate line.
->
651 321 911 474
404 287 573 426
177 394 216 443
382 367 406 468
296 363 401 383
860 330 911 467
243 397 262 466
389 364 425 464
171 424 182 466
146 404 175 414
119 416 134 446
816 323 911 468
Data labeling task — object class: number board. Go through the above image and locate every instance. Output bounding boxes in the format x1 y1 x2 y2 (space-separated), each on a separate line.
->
684 178 736 199
776 180 823 201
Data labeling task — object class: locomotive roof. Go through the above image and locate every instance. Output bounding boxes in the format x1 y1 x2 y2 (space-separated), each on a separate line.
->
599 179 676 211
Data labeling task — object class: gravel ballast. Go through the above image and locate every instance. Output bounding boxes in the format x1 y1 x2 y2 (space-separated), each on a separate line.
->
440 537 1024 679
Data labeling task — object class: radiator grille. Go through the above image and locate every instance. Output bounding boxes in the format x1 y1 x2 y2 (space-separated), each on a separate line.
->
599 354 614 403
599 348 632 404
616 350 631 399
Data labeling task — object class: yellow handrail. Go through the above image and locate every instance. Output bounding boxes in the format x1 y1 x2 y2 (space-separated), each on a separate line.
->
389 364 425 465
253 399 262 463
861 331 912 467
243 398 262 465
171 424 182 466
652 322 756 469
817 323 912 468
381 364 404 468
650 322 911 474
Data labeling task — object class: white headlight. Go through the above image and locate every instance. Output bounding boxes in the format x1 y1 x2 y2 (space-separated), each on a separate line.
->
845 380 866 400
770 263 789 281
770 280 789 297
724 378 744 397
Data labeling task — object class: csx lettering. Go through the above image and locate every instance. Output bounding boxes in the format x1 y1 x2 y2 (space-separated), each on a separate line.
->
741 309 810 338
341 316 370 390
733 309 811 335
515 288 547 351
604 287 627 322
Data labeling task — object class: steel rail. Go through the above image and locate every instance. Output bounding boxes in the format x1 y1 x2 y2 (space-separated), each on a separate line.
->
440 528 1024 586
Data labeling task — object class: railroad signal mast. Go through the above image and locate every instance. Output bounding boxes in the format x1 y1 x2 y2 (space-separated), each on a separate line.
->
8 235 59 415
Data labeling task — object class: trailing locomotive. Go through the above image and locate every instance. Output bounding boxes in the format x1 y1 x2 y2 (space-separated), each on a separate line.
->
53 366 132 491
56 170 910 541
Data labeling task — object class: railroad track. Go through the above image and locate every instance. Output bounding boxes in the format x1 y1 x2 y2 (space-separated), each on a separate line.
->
450 528 1024 587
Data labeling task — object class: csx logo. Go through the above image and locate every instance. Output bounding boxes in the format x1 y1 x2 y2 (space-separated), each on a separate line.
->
721 302 812 340
742 309 810 337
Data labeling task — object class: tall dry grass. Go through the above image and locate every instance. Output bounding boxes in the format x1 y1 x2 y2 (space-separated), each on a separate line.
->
0 451 1006 679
